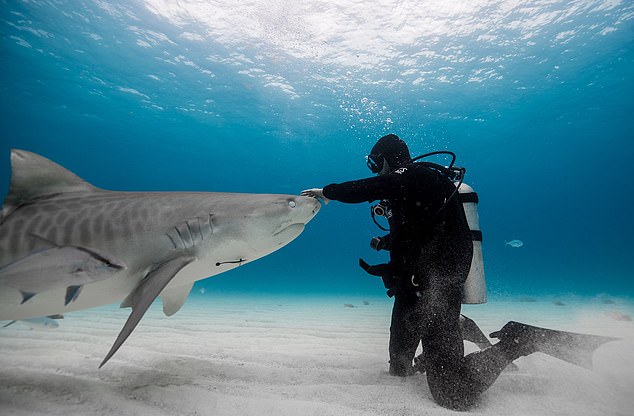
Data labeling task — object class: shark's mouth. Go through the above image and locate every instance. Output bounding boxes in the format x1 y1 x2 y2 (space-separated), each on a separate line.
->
273 223 305 239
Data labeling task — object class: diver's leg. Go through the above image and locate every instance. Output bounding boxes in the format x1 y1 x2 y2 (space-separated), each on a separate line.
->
460 315 492 349
459 315 522 371
423 312 615 410
413 314 493 374
388 293 421 376
458 319 619 395
415 256 520 410
451 320 616 399
418 284 481 410
419 290 587 409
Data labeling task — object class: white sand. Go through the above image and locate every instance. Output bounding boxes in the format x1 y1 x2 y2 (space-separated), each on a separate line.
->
1 293 633 416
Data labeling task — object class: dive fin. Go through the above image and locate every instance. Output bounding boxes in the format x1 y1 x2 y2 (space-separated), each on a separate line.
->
99 256 194 368
490 321 619 369
160 283 194 316
3 320 17 328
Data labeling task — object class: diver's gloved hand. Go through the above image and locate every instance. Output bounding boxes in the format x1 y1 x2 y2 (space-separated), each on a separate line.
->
359 258 379 275
300 188 330 205
359 259 393 276
370 237 386 251
359 259 396 296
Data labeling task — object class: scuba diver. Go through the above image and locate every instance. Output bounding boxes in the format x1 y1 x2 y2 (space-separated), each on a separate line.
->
301 134 616 410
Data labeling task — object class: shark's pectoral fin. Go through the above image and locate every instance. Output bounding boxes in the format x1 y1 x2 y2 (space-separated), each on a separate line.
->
160 283 194 317
99 256 195 368
1 242 124 305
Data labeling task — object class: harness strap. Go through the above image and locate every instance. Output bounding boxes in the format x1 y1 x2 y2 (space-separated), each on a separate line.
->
459 192 479 204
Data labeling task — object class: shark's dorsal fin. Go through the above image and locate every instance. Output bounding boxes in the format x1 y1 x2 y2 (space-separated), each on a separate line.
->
3 149 99 217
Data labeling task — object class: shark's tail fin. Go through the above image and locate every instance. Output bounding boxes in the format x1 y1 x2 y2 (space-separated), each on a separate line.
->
490 321 619 369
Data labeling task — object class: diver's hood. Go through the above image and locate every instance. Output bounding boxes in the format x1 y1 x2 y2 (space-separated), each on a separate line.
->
369 134 411 170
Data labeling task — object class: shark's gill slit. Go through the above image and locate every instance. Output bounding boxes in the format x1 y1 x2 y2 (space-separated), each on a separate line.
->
174 226 186 249
196 217 204 241
185 221 196 246
166 229 180 250
178 223 194 248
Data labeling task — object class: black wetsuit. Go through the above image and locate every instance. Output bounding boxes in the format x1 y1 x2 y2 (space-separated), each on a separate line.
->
323 162 510 410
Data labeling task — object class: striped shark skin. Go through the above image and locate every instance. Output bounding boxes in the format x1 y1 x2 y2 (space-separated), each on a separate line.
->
0 149 320 367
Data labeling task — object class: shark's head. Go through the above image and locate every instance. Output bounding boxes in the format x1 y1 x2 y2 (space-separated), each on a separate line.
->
246 194 321 249
188 194 321 272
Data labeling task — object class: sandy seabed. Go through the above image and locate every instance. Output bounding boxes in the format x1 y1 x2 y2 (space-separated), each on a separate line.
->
1 293 633 416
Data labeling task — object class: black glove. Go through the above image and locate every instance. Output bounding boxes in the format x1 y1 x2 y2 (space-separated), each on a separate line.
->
370 234 392 251
359 258 391 276
359 259 397 295
370 237 383 251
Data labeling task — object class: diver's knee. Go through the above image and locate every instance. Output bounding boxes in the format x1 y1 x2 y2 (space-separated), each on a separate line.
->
427 381 476 411
426 371 477 410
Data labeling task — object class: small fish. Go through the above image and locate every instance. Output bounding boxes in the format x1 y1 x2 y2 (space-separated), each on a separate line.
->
505 240 524 248
344 303 355 308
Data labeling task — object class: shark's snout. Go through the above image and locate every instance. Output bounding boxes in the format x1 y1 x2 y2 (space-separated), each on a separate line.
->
295 195 321 222
271 196 319 239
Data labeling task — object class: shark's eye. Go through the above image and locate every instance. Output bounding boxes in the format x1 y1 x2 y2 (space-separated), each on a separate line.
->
288 201 296 208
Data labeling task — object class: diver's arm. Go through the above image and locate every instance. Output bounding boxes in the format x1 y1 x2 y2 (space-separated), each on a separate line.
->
322 174 403 203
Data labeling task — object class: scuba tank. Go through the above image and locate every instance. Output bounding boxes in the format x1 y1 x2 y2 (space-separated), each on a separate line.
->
456 182 487 304
368 151 487 303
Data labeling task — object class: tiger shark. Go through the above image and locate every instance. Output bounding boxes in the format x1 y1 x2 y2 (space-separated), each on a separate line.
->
0 149 320 367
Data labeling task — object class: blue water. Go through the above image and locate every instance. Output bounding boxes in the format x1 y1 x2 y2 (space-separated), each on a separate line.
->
1 0 633 298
